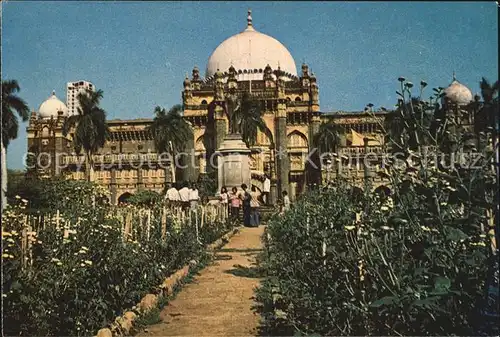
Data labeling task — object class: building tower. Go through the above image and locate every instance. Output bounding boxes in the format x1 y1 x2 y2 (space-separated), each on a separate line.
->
182 9 320 198
66 80 94 115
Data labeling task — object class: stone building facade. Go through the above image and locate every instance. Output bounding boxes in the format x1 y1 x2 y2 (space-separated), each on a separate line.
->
25 11 480 204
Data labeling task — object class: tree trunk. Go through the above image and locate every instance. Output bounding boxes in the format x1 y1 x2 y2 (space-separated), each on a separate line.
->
1 138 8 210
85 152 94 182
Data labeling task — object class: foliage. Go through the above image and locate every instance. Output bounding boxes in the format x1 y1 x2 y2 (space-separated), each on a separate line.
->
2 183 233 336
62 89 110 181
127 190 163 207
234 92 274 147
1 79 30 148
6 177 109 213
197 173 218 200
256 77 498 336
148 105 193 154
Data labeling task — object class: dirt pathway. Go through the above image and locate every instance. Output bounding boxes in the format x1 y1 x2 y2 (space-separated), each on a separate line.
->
138 226 264 337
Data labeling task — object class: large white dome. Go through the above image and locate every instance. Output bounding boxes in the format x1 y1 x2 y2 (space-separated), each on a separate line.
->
39 91 68 119
443 75 473 106
206 10 297 80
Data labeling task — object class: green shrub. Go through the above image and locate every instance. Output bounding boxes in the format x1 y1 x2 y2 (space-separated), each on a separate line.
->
2 184 232 336
256 77 497 335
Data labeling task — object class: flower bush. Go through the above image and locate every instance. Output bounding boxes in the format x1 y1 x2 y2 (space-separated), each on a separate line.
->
2 182 232 336
256 78 497 335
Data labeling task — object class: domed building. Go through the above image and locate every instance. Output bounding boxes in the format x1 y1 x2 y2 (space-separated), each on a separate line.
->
182 10 324 197
28 10 484 205
38 91 68 119
442 73 474 107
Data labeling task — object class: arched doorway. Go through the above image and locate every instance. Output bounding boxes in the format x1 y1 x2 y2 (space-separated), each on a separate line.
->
118 192 134 204
374 185 391 198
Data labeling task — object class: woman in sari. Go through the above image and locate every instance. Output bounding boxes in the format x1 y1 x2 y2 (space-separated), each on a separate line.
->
240 184 251 227
249 186 261 227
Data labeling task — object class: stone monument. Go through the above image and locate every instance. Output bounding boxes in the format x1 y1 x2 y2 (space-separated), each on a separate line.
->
216 94 252 191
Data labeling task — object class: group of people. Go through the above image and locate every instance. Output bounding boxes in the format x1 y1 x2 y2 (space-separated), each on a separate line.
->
164 181 200 211
218 184 261 227
163 180 291 227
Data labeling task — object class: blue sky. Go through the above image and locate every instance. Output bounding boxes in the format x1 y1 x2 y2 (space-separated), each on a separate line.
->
3 1 498 169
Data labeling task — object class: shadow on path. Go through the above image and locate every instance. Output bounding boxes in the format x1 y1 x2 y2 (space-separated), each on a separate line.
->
225 264 264 279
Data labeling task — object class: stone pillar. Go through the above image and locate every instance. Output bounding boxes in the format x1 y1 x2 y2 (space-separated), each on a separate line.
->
289 182 297 202
110 167 117 205
182 136 196 183
217 134 251 192
54 135 64 176
213 104 227 179
164 166 172 185
307 113 322 189
137 166 143 191
275 99 289 198
269 149 278 205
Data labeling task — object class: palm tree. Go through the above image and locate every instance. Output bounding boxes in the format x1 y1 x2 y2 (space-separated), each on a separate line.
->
313 121 341 154
147 105 193 181
476 78 499 150
233 92 274 147
62 89 110 182
309 121 341 184
2 80 30 210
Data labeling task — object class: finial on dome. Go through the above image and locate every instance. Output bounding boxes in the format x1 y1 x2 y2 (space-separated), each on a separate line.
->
52 90 56 96
452 71 456 81
247 9 252 27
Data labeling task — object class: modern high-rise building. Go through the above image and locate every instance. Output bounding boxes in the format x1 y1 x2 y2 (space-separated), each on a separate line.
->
66 80 94 115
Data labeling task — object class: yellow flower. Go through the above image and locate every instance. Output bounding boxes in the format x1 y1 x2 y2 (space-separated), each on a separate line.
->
2 254 10 258
84 260 92 265
344 225 356 231
2 232 11 237
56 261 63 266
420 226 431 232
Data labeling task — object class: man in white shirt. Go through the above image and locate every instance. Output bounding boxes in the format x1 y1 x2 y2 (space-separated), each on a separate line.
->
263 175 271 205
189 183 200 209
178 182 191 211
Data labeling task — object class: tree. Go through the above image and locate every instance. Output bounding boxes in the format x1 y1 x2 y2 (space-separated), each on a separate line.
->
233 92 274 147
1 80 30 210
62 89 110 182
475 78 499 150
147 105 193 181
313 121 341 154
308 121 342 185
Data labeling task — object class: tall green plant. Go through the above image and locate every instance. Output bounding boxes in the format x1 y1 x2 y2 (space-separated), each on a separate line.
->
233 92 273 147
62 89 110 182
1 80 30 210
147 105 193 181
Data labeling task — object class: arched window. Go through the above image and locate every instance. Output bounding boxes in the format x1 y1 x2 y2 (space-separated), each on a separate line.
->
201 100 207 105
287 131 308 148
295 97 302 102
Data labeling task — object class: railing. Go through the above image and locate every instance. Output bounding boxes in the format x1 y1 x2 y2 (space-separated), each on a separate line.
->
2 202 230 271
61 153 168 165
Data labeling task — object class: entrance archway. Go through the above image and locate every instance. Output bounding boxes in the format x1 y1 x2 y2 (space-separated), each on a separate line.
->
118 192 134 204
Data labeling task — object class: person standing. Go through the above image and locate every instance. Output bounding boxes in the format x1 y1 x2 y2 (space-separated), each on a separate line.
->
263 175 271 205
283 190 291 211
241 184 251 227
165 183 180 210
219 186 229 221
249 186 261 227
229 186 241 222
178 181 191 214
189 183 200 210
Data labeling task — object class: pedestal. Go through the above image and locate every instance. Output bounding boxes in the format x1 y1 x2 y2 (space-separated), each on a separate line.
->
217 134 251 192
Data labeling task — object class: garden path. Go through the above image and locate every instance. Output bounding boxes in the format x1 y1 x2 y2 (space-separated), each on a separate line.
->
138 225 264 337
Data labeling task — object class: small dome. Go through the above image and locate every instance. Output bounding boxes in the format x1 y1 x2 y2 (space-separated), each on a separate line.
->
443 75 473 106
206 10 297 81
39 91 68 119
